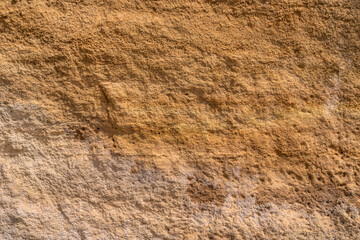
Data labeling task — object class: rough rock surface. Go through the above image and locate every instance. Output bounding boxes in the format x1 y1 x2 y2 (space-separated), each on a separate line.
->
0 0 359 239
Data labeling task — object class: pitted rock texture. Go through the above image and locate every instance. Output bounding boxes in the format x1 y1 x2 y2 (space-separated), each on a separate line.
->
0 0 360 239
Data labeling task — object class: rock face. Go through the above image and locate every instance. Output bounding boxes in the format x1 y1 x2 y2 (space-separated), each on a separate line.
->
0 0 359 239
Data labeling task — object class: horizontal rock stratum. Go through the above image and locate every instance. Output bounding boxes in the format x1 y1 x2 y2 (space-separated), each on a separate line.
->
0 0 359 239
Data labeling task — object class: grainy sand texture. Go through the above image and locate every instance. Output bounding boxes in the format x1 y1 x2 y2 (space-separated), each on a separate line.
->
0 0 359 239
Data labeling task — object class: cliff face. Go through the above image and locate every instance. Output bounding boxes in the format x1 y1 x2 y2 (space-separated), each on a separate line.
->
0 0 359 239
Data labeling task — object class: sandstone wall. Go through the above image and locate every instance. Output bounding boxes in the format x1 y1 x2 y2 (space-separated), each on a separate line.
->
0 0 359 239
